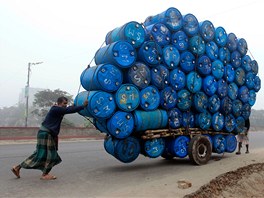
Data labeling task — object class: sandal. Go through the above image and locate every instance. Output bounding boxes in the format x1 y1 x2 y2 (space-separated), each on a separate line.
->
40 174 57 180
11 166 20 178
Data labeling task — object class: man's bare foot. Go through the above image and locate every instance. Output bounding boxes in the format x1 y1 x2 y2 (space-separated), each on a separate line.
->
40 174 57 180
11 166 20 178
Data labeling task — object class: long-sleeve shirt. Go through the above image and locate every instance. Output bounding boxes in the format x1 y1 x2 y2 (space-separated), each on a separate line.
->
41 105 85 137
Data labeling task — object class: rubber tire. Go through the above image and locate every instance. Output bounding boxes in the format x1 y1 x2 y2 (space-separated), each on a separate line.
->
188 135 212 165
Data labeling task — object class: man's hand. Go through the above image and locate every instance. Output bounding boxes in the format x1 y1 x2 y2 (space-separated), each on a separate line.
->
83 100 88 107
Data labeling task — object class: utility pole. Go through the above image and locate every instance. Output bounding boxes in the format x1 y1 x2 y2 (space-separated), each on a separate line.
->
25 62 43 127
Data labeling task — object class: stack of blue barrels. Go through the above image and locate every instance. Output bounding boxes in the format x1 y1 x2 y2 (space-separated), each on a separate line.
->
74 7 261 163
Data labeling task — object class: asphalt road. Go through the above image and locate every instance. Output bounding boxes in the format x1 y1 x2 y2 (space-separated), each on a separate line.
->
1 131 263 198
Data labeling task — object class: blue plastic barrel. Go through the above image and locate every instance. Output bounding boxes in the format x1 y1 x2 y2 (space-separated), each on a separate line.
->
94 119 108 133
177 89 192 111
208 94 221 113
169 68 186 91
214 26 227 47
197 55 212 76
144 7 183 31
218 47 230 65
227 82 238 100
245 72 255 90
250 60 258 75
199 20 215 42
241 103 251 120
133 109 168 132
182 111 195 128
162 45 180 69
224 114 236 132
254 75 261 92
160 86 177 110
179 51 195 73
238 86 249 103
95 41 136 69
225 134 237 153
211 112 224 131
248 90 256 106
182 13 199 36
139 85 160 111
115 136 141 163
138 40 163 66
143 138 165 158
193 91 208 113
217 79 228 98
105 21 145 48
104 135 115 156
171 30 188 51
237 38 248 56
186 71 202 93
150 65 169 89
205 41 218 61
126 62 151 89
224 64 235 83
212 60 224 80
145 23 171 47
235 116 245 134
241 55 252 72
212 134 226 154
80 64 123 92
74 91 116 119
168 108 183 128
167 136 190 158
227 33 238 52
220 96 232 115
106 111 134 139
115 84 140 112
203 75 217 96
234 67 246 86
232 99 243 118
189 35 205 55
196 111 211 130
74 91 91 117
230 51 242 68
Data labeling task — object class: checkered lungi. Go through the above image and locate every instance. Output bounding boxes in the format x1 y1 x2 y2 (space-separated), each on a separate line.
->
20 130 62 174
236 133 249 145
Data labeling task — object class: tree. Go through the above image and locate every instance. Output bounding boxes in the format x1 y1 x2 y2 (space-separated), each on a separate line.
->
32 89 73 118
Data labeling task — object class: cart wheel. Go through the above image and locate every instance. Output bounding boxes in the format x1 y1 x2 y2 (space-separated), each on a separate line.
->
188 135 212 165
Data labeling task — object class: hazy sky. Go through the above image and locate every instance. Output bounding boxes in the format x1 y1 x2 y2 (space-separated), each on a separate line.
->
0 0 263 109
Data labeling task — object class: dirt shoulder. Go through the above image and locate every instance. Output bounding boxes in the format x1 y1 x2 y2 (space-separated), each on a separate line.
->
102 148 264 198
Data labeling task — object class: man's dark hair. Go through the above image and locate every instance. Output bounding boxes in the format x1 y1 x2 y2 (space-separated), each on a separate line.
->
57 96 68 104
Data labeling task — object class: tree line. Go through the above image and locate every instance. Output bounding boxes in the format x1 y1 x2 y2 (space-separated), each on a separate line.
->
0 89 93 127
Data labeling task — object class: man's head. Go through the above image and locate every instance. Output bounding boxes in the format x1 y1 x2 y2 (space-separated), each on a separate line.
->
57 96 68 107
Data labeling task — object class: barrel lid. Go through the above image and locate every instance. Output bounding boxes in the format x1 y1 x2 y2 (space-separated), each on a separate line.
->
96 64 123 92
214 26 227 47
162 45 180 69
89 91 116 119
182 13 199 36
107 111 134 139
139 85 160 111
115 84 140 112
123 21 146 48
144 138 165 158
112 41 136 68
199 20 215 42
127 62 151 89
115 136 140 163
171 30 188 51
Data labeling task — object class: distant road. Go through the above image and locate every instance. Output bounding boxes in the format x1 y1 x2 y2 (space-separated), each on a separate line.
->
0 131 263 198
